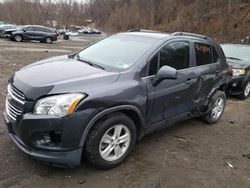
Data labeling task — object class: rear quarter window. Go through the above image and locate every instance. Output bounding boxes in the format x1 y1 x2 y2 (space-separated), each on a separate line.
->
195 43 213 66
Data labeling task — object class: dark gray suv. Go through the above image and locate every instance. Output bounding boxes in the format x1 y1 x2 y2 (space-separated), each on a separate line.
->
4 31 230 169
9 25 58 43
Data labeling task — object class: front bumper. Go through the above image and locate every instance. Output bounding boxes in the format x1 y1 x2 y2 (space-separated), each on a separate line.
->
3 108 96 167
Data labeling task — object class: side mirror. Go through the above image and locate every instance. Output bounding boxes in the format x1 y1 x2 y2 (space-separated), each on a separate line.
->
22 29 26 32
152 65 178 86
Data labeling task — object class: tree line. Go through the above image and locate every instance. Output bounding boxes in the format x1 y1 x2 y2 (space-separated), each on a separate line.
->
0 0 249 42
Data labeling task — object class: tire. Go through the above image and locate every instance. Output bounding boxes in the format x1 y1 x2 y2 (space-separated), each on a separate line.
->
238 81 250 100
45 37 52 44
85 112 137 169
203 91 226 124
14 34 22 42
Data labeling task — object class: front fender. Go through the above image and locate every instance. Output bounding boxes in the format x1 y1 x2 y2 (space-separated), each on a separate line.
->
79 105 145 147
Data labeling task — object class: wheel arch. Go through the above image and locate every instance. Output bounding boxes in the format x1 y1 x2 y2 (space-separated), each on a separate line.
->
79 105 145 147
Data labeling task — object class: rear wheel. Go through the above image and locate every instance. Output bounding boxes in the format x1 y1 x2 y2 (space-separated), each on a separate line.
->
238 81 250 100
14 34 22 42
85 112 136 169
45 37 52 44
203 91 226 124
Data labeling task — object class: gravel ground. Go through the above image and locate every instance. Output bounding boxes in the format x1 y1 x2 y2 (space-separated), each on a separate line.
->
0 36 249 188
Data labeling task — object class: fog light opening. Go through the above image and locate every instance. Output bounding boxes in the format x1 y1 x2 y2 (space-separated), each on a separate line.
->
34 130 62 147
50 130 62 144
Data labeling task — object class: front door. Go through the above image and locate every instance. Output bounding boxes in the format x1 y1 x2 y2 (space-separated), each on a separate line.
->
146 41 197 124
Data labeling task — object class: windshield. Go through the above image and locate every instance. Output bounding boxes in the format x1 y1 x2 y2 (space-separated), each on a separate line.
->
77 34 157 71
221 45 250 61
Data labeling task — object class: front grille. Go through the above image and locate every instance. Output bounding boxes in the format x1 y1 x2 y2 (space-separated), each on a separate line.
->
6 84 25 121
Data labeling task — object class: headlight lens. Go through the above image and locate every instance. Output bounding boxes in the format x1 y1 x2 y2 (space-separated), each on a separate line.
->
232 69 245 77
34 93 86 116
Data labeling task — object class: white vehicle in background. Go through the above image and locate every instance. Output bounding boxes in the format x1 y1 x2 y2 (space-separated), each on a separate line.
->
78 27 91 34
65 30 79 36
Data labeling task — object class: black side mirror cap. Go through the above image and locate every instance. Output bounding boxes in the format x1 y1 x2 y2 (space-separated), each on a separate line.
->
152 66 178 86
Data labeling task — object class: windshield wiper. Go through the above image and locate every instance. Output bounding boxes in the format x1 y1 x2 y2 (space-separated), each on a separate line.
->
226 56 242 61
76 54 105 70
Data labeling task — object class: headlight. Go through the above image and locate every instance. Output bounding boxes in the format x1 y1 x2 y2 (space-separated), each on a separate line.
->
232 69 245 77
34 93 86 116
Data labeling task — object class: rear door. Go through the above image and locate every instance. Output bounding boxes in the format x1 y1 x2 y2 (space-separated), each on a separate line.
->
190 41 220 107
32 27 47 40
146 40 198 124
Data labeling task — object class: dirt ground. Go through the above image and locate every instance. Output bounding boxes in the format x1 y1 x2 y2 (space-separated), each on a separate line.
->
0 36 249 188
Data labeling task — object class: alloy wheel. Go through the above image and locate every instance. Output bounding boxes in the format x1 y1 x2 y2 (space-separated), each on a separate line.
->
244 82 250 97
14 35 22 42
99 124 131 162
211 97 225 120
45 37 52 44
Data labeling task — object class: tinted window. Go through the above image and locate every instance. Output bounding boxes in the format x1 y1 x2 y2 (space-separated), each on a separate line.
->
42 27 53 33
195 43 213 66
149 41 190 75
25 27 33 31
33 27 41 31
33 27 52 32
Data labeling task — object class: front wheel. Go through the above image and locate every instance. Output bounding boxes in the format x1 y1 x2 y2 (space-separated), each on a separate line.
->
85 112 136 169
203 91 226 124
14 34 22 42
238 81 250 100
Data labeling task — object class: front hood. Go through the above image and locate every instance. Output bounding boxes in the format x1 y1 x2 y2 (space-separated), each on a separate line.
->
227 59 250 69
11 55 120 100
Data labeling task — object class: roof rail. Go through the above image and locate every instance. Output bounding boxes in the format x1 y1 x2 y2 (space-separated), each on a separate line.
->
127 29 161 33
171 32 208 40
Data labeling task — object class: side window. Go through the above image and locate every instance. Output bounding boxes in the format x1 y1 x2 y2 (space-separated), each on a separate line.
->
25 27 33 31
149 41 190 75
41 27 51 33
32 27 40 31
195 43 213 66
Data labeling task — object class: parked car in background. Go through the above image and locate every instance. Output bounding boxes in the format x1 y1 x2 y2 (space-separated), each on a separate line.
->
221 44 250 99
89 28 101 34
78 27 90 34
3 26 20 38
57 29 66 35
78 27 101 34
0 24 17 37
65 30 79 36
4 31 230 169
9 25 57 43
